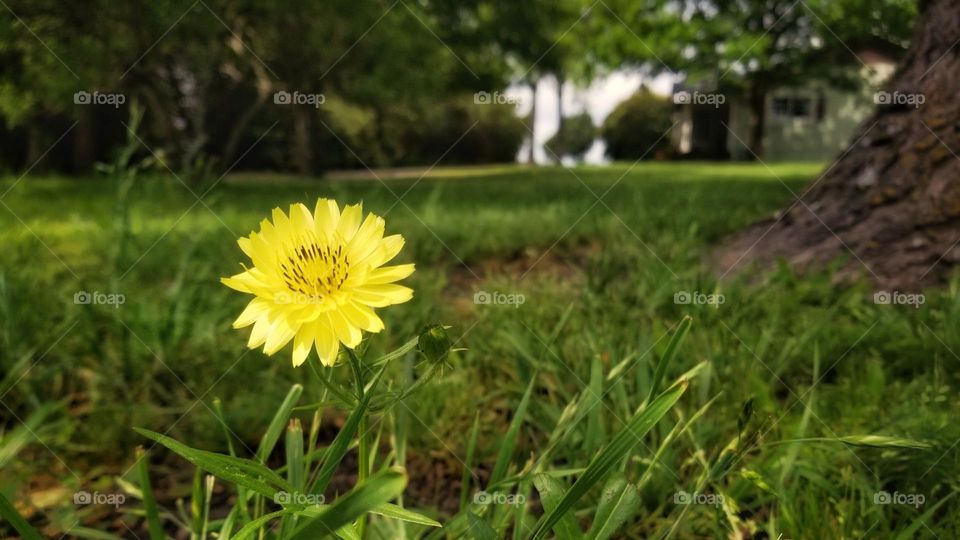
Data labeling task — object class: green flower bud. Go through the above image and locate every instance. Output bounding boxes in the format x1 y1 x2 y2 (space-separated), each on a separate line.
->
418 324 453 365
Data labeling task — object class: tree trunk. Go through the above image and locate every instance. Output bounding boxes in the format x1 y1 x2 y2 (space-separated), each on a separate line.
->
292 109 312 176
527 79 538 165
554 73 563 164
747 82 766 160
71 107 95 174
716 0 960 291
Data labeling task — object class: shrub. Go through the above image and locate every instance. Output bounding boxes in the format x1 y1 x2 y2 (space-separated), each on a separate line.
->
545 112 596 161
601 87 672 160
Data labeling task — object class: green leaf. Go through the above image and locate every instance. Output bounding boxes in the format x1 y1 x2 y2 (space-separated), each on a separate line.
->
644 316 691 407
893 491 956 540
231 510 289 540
466 513 499 540
0 490 43 540
335 523 362 540
286 419 305 491
258 384 303 463
532 473 582 540
460 412 481 510
587 477 640 540
530 381 688 540
133 428 292 498
585 356 604 455
290 467 407 539
309 369 383 495
0 403 58 468
371 502 442 527
372 335 421 366
135 447 165 540
490 377 536 485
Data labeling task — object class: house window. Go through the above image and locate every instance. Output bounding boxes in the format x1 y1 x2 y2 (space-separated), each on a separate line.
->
771 97 814 119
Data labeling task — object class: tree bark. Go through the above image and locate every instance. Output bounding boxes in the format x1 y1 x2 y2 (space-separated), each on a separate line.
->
716 0 960 291
747 82 766 159
554 73 563 164
527 79 538 165
292 108 312 176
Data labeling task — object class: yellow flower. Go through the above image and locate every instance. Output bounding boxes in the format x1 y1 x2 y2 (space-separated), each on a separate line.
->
222 199 414 367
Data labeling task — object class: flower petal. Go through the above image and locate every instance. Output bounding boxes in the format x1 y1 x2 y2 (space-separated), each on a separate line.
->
263 316 296 356
233 298 271 328
247 317 271 349
337 203 363 243
351 284 414 307
329 311 362 348
292 321 315 367
343 301 384 333
365 264 415 285
314 198 341 237
347 213 385 263
289 203 315 234
314 318 340 367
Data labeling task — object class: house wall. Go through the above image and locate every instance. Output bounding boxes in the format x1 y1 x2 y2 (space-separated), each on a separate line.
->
726 64 895 161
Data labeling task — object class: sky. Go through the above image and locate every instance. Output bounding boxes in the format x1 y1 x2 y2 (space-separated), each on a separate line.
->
507 70 677 164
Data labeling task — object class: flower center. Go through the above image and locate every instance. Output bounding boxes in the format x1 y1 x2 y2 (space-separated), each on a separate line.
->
278 238 350 301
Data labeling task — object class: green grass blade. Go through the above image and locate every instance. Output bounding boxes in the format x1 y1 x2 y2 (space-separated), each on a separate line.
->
0 490 43 540
189 469 203 539
230 510 288 540
529 381 688 540
134 428 292 497
644 316 692 407
585 356 604 455
893 491 956 540
460 411 481 510
290 467 407 539
136 447 165 540
532 473 583 540
466 513 499 540
586 476 640 540
310 368 384 495
286 418 305 491
490 377 536 486
257 384 303 463
371 502 441 527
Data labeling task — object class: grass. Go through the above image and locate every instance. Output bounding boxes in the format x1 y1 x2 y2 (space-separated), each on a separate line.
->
2 161 960 538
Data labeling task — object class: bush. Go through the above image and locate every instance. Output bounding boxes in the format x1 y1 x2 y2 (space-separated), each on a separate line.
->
380 95 526 166
545 112 596 160
601 87 672 160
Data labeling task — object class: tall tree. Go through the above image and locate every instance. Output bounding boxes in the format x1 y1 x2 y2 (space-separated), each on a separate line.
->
601 0 916 158
717 0 960 289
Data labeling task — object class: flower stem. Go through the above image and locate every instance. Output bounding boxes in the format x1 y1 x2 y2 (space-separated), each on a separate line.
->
346 348 370 538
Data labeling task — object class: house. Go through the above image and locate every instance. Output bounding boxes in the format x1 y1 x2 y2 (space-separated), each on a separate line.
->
670 51 898 161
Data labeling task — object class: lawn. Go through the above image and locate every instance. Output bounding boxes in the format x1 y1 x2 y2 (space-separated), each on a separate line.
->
2 162 959 538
